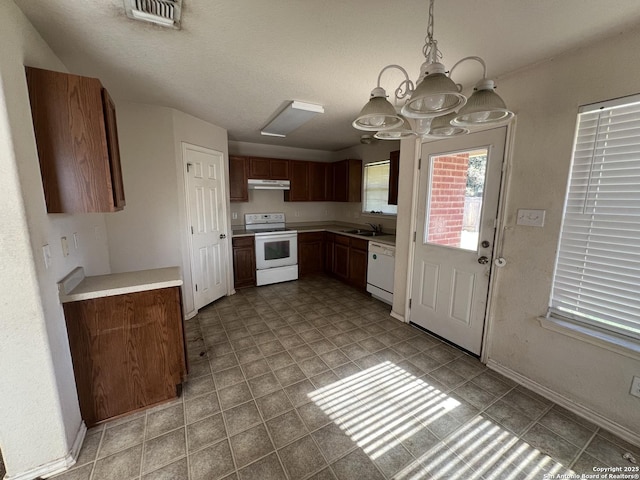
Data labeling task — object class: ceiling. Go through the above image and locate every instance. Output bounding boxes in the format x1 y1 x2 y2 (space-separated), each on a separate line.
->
14 0 640 152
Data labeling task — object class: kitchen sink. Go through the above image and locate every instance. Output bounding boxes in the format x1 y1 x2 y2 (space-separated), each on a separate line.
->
341 229 379 237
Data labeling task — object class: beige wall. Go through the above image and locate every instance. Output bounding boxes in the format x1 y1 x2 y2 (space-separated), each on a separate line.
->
0 1 111 476
106 103 229 317
394 26 640 438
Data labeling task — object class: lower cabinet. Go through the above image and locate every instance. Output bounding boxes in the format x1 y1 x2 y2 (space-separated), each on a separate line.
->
63 287 187 427
322 233 368 290
298 232 324 276
232 236 257 288
348 237 369 290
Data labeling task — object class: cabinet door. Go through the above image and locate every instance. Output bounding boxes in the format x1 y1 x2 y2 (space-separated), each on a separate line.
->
298 232 324 275
286 160 309 201
270 159 289 179
232 237 256 288
324 232 335 273
334 235 350 280
26 67 122 213
308 162 327 201
388 150 400 206
63 287 185 426
324 163 334 201
102 88 126 210
333 160 348 202
248 157 270 178
229 156 248 202
348 159 363 203
349 247 368 290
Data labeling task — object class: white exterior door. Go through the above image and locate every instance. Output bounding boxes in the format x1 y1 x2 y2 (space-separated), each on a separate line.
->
184 143 228 310
410 127 506 355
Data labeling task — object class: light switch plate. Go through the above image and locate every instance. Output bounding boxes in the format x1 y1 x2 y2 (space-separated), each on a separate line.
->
42 244 51 269
517 209 546 227
61 236 69 257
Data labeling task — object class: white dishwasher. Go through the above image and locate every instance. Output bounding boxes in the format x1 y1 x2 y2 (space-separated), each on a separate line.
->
367 242 395 305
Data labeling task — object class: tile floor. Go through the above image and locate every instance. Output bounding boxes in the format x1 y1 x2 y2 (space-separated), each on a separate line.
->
50 275 639 480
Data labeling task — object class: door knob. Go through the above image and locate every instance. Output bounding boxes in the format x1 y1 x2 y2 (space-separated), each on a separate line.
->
478 256 489 264
220 234 226 239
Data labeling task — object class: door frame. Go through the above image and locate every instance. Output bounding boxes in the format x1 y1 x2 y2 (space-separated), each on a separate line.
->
404 121 517 362
181 142 232 316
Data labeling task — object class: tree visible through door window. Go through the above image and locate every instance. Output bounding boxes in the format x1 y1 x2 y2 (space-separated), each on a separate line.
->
550 94 640 340
425 149 488 250
363 160 398 215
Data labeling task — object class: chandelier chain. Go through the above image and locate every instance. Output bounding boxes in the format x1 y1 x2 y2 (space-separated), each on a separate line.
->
422 0 441 63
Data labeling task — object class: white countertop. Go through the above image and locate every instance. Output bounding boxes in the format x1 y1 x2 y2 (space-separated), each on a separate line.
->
59 267 183 303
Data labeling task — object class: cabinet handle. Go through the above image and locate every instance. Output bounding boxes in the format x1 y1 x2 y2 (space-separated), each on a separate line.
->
220 234 227 239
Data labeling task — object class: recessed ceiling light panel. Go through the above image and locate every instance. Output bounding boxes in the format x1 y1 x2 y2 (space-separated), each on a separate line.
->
261 101 324 137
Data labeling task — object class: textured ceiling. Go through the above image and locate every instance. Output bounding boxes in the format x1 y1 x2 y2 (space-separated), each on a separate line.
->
13 0 640 152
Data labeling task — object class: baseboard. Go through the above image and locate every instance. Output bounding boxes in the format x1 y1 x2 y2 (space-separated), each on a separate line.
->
486 359 640 446
390 311 405 323
5 421 86 480
184 309 198 320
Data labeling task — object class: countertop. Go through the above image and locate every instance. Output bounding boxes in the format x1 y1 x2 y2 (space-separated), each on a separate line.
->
232 222 396 247
58 266 183 303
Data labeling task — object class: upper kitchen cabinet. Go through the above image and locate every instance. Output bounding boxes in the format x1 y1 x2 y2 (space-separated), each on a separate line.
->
388 150 400 206
248 157 289 180
333 159 362 202
25 67 125 213
229 155 249 202
284 160 309 202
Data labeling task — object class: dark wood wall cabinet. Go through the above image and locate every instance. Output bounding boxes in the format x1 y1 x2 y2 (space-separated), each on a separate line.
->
26 66 125 213
229 156 249 202
232 236 257 288
388 150 400 206
229 155 362 203
63 287 186 426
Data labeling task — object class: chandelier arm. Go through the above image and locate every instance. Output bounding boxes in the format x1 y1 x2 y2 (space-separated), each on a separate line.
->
449 56 488 80
376 64 415 100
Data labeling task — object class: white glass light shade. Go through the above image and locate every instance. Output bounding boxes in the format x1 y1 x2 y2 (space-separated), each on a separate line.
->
451 82 514 127
428 112 469 137
374 115 416 140
402 72 466 118
353 92 404 132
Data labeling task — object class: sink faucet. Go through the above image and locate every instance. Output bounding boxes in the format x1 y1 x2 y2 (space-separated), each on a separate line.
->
366 223 383 233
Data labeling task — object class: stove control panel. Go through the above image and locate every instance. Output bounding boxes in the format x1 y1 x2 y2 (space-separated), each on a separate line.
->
245 213 285 225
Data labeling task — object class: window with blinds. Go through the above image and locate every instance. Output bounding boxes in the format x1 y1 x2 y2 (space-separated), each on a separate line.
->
363 160 398 215
550 94 640 340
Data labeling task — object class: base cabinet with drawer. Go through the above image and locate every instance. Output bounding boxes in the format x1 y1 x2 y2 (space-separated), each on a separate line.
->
63 287 187 426
232 236 257 288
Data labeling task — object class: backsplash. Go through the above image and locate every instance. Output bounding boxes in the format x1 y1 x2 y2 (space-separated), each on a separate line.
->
229 189 397 232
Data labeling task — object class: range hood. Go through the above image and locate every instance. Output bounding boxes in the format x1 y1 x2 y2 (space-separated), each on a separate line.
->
248 179 290 190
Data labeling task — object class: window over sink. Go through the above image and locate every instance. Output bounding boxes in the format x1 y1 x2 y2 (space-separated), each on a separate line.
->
363 160 398 215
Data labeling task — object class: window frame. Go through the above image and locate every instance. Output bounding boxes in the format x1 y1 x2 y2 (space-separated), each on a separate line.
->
362 159 398 217
547 93 640 349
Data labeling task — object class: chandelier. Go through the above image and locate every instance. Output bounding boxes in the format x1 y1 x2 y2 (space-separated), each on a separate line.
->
352 0 514 139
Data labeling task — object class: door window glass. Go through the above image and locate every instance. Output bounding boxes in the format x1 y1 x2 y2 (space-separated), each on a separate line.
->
264 240 290 260
425 148 488 251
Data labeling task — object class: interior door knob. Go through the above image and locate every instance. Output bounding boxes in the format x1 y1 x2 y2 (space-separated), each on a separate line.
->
220 234 226 239
478 256 489 264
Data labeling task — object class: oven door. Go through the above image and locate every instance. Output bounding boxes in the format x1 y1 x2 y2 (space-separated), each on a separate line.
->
255 232 298 270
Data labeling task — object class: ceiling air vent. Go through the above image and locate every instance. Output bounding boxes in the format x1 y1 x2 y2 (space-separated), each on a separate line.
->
124 0 182 29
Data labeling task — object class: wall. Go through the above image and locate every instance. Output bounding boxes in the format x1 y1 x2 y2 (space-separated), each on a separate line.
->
394 26 640 437
106 103 229 317
485 26 640 435
0 1 111 477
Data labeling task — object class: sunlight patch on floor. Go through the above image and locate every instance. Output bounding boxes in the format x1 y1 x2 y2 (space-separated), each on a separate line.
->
309 361 576 479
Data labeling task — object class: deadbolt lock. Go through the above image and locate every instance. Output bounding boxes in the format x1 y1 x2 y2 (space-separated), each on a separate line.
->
481 240 490 248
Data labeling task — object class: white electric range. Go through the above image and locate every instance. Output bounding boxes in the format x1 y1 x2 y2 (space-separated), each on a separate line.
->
244 213 298 286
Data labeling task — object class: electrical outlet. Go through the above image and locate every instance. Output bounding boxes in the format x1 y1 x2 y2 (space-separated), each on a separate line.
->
73 232 79 249
630 376 640 398
232 212 238 220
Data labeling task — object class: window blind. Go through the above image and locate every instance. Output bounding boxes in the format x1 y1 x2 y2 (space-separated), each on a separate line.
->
550 95 640 340
363 161 398 215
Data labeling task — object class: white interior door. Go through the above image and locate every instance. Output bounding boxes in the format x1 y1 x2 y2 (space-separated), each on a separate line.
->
410 127 506 355
184 143 228 310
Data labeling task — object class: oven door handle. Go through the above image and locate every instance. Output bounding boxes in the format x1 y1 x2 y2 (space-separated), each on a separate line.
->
255 232 298 240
